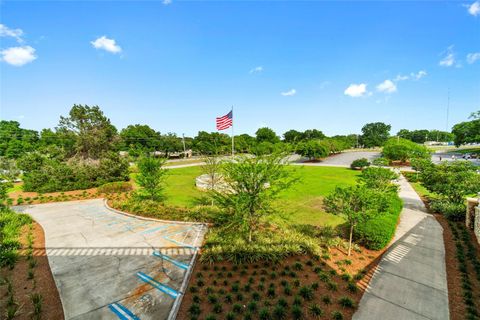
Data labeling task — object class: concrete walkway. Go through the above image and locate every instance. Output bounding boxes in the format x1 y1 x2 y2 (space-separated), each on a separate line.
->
14 199 207 320
353 175 449 320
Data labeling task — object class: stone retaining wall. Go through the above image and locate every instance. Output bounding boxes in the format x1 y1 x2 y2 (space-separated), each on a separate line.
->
466 197 480 245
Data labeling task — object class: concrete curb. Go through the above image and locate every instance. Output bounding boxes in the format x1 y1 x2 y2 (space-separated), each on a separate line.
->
167 228 204 320
103 199 208 226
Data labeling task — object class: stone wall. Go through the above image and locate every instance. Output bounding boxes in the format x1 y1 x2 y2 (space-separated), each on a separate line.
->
466 197 480 245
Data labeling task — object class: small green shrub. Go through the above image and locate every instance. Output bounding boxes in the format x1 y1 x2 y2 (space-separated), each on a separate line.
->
350 158 370 170
332 310 344 320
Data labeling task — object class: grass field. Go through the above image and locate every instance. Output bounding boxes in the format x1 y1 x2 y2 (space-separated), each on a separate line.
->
163 165 359 227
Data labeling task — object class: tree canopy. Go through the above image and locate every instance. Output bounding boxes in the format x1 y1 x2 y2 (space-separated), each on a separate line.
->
360 122 391 147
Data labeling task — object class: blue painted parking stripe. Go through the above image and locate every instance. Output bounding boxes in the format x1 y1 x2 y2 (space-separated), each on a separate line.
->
162 227 193 237
163 236 196 249
153 252 189 270
136 272 178 298
140 225 171 235
108 303 139 320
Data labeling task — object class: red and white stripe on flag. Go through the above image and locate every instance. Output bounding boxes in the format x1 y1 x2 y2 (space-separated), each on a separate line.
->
216 110 233 131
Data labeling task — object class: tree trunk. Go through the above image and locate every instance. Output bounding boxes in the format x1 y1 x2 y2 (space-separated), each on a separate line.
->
348 224 354 256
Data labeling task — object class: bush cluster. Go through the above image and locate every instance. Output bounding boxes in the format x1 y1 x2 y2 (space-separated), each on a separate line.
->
0 209 32 268
382 138 430 163
20 152 129 193
350 158 370 170
97 181 133 194
354 195 403 250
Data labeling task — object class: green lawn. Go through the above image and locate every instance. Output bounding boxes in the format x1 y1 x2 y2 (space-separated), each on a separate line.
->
274 166 359 227
162 165 359 227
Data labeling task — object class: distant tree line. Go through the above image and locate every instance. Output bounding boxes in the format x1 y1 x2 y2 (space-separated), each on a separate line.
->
2 106 477 162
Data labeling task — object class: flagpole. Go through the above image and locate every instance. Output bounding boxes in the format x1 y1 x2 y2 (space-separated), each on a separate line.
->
231 106 235 158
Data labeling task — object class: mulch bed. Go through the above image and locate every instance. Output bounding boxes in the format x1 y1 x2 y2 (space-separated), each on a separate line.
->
178 245 386 320
10 187 102 206
0 222 64 320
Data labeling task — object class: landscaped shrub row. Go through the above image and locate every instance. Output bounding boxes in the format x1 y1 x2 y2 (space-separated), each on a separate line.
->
0 209 32 268
353 194 403 250
111 196 221 223
449 221 480 319
178 255 361 320
97 181 133 194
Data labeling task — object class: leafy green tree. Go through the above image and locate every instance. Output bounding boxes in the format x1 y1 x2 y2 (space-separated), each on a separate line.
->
324 185 387 255
120 124 161 154
234 134 256 153
301 129 326 141
296 140 329 160
193 131 231 154
419 161 480 204
212 154 297 242
0 158 20 182
159 133 183 157
255 127 280 144
359 167 398 193
58 104 118 159
452 113 480 147
360 122 391 147
136 157 168 201
283 130 303 143
382 138 430 162
0 121 39 158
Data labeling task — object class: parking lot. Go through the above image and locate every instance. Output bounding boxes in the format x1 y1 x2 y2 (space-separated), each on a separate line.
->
14 199 207 320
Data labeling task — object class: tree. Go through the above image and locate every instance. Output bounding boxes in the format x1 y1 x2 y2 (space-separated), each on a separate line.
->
359 167 398 193
193 131 231 154
452 114 480 147
283 130 302 143
301 129 326 141
419 161 480 204
136 157 168 201
255 127 280 144
0 121 39 158
296 140 329 160
234 134 256 153
58 104 118 159
120 124 161 154
324 185 387 255
212 154 297 242
201 156 223 205
360 122 391 148
382 138 430 162
159 133 183 157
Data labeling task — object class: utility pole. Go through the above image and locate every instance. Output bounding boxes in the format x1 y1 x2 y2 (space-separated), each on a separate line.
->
182 133 187 158
446 88 450 132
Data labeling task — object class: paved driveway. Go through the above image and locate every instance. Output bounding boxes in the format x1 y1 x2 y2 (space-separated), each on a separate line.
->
293 151 381 167
14 199 207 320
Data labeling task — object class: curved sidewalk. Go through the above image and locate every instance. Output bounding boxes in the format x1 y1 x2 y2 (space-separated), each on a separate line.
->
353 176 449 320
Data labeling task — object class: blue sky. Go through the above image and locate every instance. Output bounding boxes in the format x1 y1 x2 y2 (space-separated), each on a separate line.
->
1 1 479 137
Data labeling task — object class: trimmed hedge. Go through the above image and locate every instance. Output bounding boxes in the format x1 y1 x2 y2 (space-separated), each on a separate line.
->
98 181 133 194
353 194 403 250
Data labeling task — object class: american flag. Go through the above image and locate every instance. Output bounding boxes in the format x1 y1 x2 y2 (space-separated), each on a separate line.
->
216 110 233 131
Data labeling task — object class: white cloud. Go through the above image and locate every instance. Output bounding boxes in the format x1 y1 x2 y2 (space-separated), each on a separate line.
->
0 46 37 66
91 36 122 54
249 66 263 74
467 1 480 16
467 52 480 64
281 89 296 96
394 74 409 81
344 83 368 97
376 79 397 93
0 24 24 43
439 46 456 67
411 70 427 80
163 0 172 4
